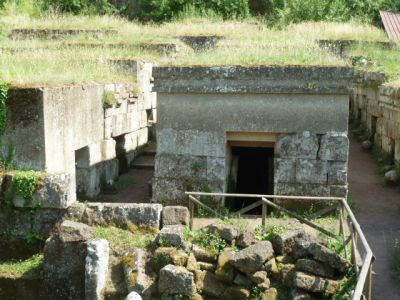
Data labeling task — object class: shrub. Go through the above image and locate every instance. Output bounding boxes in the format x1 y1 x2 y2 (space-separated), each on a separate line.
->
268 0 400 26
102 90 117 108
184 228 228 255
41 0 117 15
140 0 250 22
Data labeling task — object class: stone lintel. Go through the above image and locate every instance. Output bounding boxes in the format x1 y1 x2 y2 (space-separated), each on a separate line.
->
153 65 354 95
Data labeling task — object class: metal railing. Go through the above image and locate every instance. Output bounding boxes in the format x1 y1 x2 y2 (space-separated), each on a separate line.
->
186 192 374 300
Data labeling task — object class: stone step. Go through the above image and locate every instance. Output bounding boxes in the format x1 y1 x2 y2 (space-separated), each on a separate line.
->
131 154 155 169
142 141 157 156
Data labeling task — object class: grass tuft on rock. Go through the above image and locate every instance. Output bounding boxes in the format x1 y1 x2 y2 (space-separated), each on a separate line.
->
93 225 156 253
0 253 43 279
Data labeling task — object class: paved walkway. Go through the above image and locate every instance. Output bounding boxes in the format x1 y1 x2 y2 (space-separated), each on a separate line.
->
348 134 400 299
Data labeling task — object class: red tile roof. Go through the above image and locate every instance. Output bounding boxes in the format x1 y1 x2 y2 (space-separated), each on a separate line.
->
380 11 400 44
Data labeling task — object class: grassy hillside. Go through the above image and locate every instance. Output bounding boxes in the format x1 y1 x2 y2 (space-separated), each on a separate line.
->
0 8 398 86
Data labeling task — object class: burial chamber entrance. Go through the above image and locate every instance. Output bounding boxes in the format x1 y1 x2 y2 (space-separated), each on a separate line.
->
226 139 274 215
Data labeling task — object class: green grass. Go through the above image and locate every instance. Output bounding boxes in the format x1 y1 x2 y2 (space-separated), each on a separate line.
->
0 10 396 85
349 43 400 84
115 178 136 191
0 253 43 279
93 225 156 253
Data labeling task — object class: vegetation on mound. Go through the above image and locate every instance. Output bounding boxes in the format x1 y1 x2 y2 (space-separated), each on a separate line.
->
184 227 229 255
350 43 400 84
2 0 399 26
0 3 398 85
0 253 43 279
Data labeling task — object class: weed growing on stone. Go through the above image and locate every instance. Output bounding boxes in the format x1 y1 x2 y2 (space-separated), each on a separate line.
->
11 170 40 205
250 285 263 299
217 216 248 232
325 235 350 258
0 253 43 279
254 224 295 241
331 271 356 300
102 90 117 108
347 193 356 210
183 227 228 256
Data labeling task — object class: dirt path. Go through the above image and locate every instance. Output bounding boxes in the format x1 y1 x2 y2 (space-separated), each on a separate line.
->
348 134 400 299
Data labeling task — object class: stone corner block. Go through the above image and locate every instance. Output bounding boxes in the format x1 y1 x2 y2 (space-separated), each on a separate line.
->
162 206 190 227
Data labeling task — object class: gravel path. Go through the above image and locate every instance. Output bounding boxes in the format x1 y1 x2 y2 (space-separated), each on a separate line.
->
348 134 400 299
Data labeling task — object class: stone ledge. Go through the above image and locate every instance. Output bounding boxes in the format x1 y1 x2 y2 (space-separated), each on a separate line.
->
10 28 118 40
152 65 354 94
83 202 163 229
1 172 75 209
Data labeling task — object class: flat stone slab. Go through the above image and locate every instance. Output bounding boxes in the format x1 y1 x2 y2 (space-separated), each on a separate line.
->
84 203 162 229
152 65 354 94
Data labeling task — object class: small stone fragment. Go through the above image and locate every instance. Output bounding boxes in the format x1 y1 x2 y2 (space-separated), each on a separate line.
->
198 261 216 271
278 263 296 287
186 253 199 272
195 270 227 298
264 258 279 278
153 247 188 271
361 140 372 150
295 258 335 278
292 289 315 300
156 225 186 249
257 278 270 290
272 228 305 255
125 291 142 300
233 273 253 287
231 241 274 274
207 223 240 242
192 244 217 263
308 243 351 274
158 265 196 297
222 286 250 300
162 206 190 226
385 169 399 184
262 288 278 300
215 248 235 284
293 271 340 295
237 231 256 248
249 271 269 284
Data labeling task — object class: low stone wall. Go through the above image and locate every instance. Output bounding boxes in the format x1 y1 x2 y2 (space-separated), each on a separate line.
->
10 29 118 40
352 72 400 160
67 202 163 229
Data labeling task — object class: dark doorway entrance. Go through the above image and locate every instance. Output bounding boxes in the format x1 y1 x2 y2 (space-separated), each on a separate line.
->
227 147 274 214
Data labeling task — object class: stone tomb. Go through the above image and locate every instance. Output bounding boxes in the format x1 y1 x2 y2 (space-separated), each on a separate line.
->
2 61 156 202
152 65 354 209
